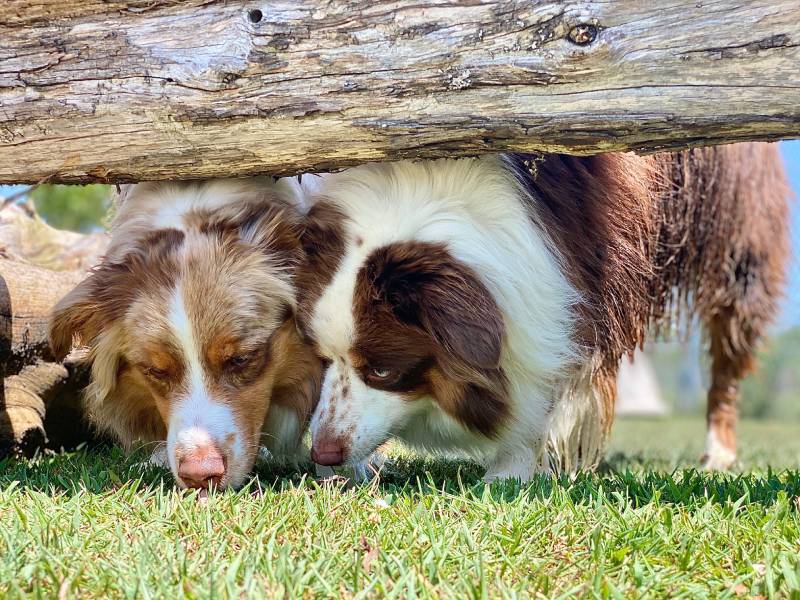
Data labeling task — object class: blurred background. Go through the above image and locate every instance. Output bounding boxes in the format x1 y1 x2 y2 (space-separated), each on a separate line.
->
1 142 798 420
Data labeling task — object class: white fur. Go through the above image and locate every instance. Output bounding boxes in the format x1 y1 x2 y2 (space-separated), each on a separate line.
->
108 177 307 262
547 355 608 472
165 285 246 487
702 428 737 470
308 156 580 481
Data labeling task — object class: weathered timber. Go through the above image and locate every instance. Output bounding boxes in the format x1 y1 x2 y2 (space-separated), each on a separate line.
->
0 203 108 271
0 204 108 456
1 1 799 183
1 359 92 457
0 258 88 374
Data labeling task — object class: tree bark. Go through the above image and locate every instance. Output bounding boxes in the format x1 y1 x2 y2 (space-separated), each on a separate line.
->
1 1 799 183
1 359 92 457
0 204 108 456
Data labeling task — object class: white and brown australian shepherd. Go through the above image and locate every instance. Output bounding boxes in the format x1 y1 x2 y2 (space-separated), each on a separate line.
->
49 178 321 489
299 144 789 480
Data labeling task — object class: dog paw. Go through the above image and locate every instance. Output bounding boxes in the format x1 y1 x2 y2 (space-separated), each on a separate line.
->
700 449 737 471
700 431 737 470
351 452 387 483
131 443 169 472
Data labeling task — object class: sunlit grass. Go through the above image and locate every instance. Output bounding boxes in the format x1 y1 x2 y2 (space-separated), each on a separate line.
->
1 418 798 598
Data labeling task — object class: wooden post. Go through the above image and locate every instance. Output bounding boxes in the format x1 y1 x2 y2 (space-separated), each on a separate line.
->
1 1 799 183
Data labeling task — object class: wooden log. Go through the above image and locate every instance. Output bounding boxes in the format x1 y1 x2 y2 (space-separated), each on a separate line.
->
0 259 96 456
0 359 92 457
0 203 107 272
1 1 799 183
0 258 87 374
0 204 108 456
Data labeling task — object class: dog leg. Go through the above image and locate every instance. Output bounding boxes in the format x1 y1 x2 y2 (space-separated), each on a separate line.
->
546 357 615 474
700 303 771 471
483 445 548 483
701 311 755 470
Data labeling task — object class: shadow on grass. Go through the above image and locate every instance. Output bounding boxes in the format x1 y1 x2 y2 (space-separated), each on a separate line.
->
2 446 798 510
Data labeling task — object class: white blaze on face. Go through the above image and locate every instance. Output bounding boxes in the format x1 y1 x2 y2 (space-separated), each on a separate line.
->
310 358 417 465
165 285 246 486
309 241 423 464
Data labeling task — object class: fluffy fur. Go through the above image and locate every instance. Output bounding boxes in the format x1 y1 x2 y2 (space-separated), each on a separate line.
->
299 143 789 479
49 179 320 489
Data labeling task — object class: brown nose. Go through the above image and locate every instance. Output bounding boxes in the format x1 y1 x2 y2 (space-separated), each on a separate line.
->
178 445 226 489
311 439 345 466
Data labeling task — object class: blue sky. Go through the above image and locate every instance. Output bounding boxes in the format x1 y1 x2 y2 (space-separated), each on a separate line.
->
779 140 800 328
2 142 799 326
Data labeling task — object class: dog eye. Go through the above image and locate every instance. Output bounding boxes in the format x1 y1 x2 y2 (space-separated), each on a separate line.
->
143 367 168 381
368 368 394 381
226 354 252 370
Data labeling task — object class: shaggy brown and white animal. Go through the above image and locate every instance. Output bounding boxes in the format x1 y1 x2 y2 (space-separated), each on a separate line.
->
299 143 789 480
49 178 321 489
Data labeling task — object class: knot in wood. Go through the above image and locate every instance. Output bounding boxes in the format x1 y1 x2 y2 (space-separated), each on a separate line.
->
568 24 597 46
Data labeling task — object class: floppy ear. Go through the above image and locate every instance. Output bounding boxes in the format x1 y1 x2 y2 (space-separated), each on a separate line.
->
48 260 136 361
368 242 504 371
49 278 102 361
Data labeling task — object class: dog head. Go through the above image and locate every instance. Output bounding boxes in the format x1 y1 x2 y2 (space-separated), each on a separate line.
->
50 183 306 489
299 203 509 465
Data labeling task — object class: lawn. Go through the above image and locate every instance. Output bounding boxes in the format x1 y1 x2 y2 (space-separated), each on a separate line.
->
1 417 799 598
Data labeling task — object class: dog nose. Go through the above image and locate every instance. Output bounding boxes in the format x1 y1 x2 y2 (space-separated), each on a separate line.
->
178 445 226 489
311 439 345 466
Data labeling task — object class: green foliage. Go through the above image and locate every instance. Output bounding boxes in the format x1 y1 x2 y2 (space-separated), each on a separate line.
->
648 328 800 420
742 328 800 420
0 418 798 598
31 184 111 233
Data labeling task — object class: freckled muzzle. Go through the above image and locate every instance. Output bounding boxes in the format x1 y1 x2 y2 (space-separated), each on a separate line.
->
168 424 247 490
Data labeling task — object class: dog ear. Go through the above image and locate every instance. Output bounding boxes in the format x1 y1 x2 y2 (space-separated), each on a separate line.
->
49 279 96 361
48 272 115 362
367 242 504 371
48 260 136 361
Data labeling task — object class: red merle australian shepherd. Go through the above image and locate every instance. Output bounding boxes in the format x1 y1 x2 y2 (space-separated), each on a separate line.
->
298 144 789 480
50 178 322 490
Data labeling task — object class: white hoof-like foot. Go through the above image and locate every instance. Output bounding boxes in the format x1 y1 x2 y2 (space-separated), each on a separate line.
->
701 431 736 471
132 443 169 472
483 447 549 483
257 446 273 464
314 464 337 478
312 452 387 483
149 443 169 468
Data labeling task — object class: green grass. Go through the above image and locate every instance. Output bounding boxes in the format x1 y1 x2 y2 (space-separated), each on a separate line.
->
1 418 799 598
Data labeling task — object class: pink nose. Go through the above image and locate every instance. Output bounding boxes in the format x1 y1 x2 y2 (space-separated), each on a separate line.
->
311 438 345 466
178 445 226 489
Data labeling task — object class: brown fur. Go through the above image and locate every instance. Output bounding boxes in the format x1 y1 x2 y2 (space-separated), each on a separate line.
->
351 241 509 437
295 202 347 333
652 144 789 464
49 185 320 480
510 143 790 465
